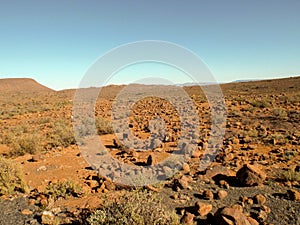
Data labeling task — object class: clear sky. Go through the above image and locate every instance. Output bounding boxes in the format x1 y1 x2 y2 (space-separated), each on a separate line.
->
0 0 299 90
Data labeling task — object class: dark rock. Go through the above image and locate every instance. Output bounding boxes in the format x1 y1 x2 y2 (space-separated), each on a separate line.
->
236 164 266 186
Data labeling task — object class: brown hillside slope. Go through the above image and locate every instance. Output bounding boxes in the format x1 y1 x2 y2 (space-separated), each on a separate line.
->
0 78 54 93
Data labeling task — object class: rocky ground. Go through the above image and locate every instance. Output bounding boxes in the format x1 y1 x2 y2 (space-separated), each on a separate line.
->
0 77 299 224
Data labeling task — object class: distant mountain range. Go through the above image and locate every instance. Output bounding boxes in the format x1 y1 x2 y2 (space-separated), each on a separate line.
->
1 76 299 93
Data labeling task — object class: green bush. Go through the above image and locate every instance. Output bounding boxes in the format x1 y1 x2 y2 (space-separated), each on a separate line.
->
87 189 179 225
0 156 28 195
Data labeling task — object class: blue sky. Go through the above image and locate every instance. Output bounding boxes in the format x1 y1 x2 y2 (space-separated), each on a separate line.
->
0 0 299 90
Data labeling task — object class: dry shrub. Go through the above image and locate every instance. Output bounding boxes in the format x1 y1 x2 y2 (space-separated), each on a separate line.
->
0 156 28 195
96 117 114 135
45 180 83 200
278 169 300 182
1 124 42 157
250 98 272 108
48 119 76 148
10 133 41 156
272 108 288 119
87 189 179 225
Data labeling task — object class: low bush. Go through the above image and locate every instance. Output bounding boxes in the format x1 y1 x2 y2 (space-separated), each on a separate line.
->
96 117 114 135
250 98 272 108
0 156 28 195
272 108 288 119
87 189 179 225
10 133 41 156
45 180 83 200
1 124 42 157
278 169 300 182
48 119 76 148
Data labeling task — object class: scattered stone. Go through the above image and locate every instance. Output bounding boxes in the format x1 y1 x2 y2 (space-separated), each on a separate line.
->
51 207 61 215
217 190 228 200
28 199 36 206
287 189 300 202
180 212 194 224
246 144 256 150
146 154 157 166
103 180 115 191
41 211 55 225
31 154 45 162
173 176 190 190
21 209 33 215
171 193 178 200
247 216 260 225
205 165 234 179
195 201 213 216
253 210 268 222
232 204 244 212
192 148 202 158
247 198 254 205
182 163 190 173
145 185 159 193
241 196 248 203
203 190 214 200
219 180 230 189
224 153 235 161
40 197 48 207
260 205 271 214
236 164 266 186
254 194 266 205
214 207 259 225
37 165 47 172
86 180 99 189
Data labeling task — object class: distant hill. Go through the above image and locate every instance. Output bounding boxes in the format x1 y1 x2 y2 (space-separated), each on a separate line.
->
220 76 300 95
0 78 54 93
177 82 220 86
231 79 261 83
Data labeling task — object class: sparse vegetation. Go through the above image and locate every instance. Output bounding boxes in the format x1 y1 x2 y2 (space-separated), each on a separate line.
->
1 124 42 157
0 156 28 195
272 108 288 119
45 180 83 200
10 133 42 156
74 117 97 138
96 116 114 135
278 169 300 182
283 150 298 160
48 119 76 148
87 189 180 225
250 97 272 108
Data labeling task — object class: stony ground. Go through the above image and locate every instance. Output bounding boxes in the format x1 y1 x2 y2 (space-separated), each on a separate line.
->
0 77 299 224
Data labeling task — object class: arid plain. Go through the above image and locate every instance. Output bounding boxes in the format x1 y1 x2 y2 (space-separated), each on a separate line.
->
0 77 299 225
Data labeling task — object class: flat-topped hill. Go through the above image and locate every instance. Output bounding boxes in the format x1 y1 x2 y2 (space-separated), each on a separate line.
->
0 78 54 93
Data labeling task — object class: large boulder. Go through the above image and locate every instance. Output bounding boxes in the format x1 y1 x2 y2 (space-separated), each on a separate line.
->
214 207 259 225
236 164 266 186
